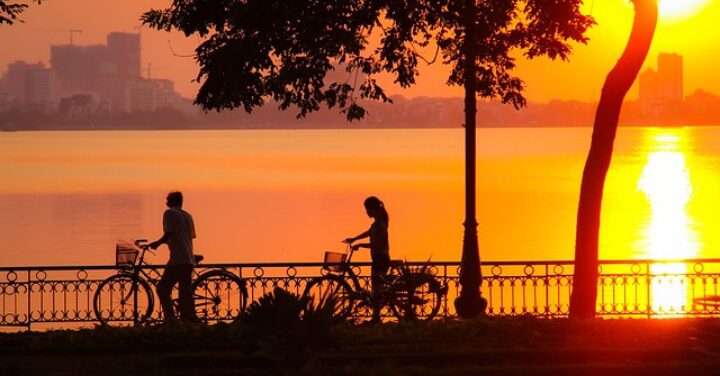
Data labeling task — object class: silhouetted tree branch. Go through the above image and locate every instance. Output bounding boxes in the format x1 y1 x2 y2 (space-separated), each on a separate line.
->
0 0 41 26
142 1 593 121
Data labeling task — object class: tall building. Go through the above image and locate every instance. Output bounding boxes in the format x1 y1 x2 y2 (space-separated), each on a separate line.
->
639 69 659 102
639 53 684 104
125 79 157 112
1 61 44 101
107 32 141 78
2 31 188 113
25 67 57 106
0 61 56 107
124 78 188 113
50 32 141 110
50 45 102 93
657 52 683 102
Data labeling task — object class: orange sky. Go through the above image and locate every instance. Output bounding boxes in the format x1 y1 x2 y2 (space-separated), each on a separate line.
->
1 0 718 103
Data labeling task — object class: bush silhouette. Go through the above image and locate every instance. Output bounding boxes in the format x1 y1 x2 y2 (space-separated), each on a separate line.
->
237 287 345 356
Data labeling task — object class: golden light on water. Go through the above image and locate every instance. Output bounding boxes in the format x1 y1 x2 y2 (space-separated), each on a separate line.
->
637 131 698 313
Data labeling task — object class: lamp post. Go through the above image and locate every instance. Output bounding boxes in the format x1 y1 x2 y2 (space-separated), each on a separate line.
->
454 0 487 318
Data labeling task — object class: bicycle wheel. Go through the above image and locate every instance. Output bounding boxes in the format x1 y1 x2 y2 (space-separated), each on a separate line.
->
302 275 355 320
390 273 444 321
94 274 154 325
192 270 247 321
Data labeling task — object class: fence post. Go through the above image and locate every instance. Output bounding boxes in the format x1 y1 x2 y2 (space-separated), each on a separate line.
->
26 270 32 331
545 264 550 318
443 265 449 316
646 261 652 319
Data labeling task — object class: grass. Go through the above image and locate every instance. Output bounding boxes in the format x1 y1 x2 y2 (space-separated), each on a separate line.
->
3 318 720 375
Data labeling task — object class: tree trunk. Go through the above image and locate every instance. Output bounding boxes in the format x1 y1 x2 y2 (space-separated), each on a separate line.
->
454 0 486 318
570 0 658 319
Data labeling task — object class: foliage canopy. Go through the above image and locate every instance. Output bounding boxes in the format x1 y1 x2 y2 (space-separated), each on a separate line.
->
0 0 41 26
142 1 594 120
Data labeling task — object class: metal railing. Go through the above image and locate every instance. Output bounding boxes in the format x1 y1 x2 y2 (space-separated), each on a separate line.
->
3 259 720 330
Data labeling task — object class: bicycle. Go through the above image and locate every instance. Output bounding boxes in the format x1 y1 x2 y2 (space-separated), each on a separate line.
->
302 244 447 322
93 239 247 325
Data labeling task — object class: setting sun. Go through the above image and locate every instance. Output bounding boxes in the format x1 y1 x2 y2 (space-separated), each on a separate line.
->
659 0 709 20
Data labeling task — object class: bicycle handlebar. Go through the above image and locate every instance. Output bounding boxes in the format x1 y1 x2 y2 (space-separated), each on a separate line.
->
341 240 356 263
131 239 154 257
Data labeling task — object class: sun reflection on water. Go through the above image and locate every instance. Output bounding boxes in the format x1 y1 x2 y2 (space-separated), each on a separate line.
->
637 130 698 314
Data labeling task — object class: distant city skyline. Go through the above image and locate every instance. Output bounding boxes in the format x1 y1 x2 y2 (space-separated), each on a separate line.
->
0 31 191 114
0 25 716 131
1 40 712 120
1 1 720 104
639 53 684 104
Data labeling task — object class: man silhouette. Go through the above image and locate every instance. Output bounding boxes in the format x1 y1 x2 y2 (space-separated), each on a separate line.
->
149 191 197 323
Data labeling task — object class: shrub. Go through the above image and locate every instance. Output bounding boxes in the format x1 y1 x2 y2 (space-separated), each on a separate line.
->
237 287 346 357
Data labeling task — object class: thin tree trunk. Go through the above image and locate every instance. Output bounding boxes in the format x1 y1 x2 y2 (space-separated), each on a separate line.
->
570 0 658 319
455 0 485 318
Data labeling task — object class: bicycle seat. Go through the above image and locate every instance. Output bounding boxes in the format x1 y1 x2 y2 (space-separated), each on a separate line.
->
194 254 204 264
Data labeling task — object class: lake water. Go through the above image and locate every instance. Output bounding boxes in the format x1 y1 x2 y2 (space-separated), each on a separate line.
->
2 127 720 267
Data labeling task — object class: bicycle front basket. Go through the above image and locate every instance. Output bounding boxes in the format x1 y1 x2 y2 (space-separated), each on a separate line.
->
116 240 140 268
323 251 346 273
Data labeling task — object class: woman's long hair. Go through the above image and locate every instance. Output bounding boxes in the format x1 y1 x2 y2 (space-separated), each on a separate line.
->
364 196 389 224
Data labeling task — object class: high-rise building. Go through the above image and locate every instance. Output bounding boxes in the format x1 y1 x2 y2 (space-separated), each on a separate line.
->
107 32 141 78
124 78 188 113
125 79 157 112
50 32 141 110
0 61 45 102
24 67 57 106
639 53 684 104
0 61 56 107
50 44 105 93
657 52 683 102
2 31 187 113
639 68 659 102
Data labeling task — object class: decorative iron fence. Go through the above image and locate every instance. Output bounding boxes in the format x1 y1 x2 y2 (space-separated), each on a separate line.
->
2 259 720 330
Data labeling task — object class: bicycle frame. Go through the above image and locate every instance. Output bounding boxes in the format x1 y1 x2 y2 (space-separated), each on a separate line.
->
107 240 158 323
325 246 404 304
97 239 247 325
303 244 446 322
122 240 206 284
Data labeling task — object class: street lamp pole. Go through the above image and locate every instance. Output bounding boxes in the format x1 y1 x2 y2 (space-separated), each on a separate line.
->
455 0 486 318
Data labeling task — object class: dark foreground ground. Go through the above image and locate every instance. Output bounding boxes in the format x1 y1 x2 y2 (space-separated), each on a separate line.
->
3 318 720 376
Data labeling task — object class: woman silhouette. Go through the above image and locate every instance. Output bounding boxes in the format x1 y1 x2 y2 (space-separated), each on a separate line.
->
345 196 390 323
